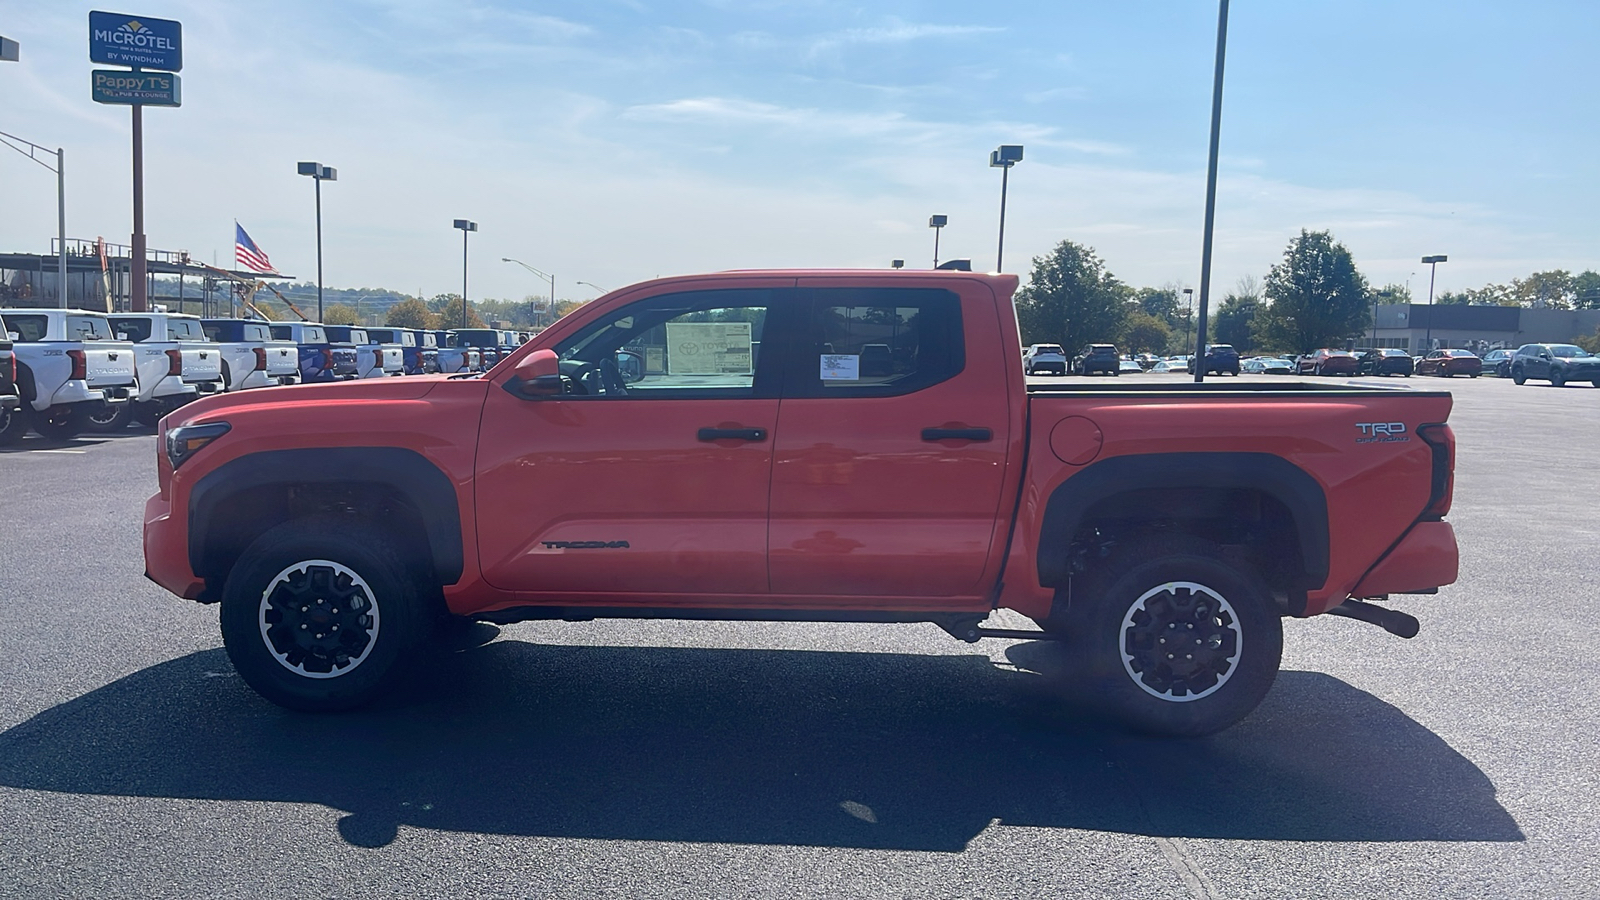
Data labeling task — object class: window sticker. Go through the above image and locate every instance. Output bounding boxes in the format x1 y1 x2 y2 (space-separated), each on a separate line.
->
664 322 753 375
820 353 860 381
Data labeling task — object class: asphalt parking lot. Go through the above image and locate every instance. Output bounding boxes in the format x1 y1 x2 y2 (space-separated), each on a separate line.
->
1 373 1597 900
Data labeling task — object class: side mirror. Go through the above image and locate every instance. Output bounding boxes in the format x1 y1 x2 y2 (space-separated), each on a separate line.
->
615 349 645 384
510 349 564 398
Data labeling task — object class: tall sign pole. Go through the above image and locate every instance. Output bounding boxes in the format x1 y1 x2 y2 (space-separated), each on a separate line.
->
89 11 183 312
1193 0 1229 383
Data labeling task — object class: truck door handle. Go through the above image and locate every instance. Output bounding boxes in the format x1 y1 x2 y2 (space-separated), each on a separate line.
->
698 427 767 442
922 427 993 442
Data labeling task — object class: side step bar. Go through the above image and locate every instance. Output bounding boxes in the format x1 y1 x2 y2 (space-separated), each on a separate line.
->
1324 598 1420 639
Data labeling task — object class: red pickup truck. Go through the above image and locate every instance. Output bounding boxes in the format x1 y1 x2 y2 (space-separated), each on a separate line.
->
144 270 1460 735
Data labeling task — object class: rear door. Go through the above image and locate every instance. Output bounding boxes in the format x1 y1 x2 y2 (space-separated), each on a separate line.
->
475 284 793 599
767 281 1013 602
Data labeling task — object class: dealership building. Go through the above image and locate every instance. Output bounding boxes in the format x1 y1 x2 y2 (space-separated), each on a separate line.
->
1367 304 1600 352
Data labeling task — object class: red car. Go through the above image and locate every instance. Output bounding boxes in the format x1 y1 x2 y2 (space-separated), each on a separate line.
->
144 269 1459 736
1297 349 1359 376
1416 349 1482 378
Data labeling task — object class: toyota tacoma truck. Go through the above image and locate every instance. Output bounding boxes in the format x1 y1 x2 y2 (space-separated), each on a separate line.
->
92 312 225 429
200 318 302 391
143 270 1460 736
1 307 136 442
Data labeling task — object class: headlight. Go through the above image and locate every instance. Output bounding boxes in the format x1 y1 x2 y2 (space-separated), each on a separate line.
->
165 421 230 470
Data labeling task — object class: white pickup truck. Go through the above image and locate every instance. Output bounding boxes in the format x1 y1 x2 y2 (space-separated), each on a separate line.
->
200 318 300 391
325 326 403 379
94 313 225 430
0 307 137 442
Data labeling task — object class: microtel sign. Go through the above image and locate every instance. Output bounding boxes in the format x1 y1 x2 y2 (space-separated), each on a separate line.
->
89 11 182 72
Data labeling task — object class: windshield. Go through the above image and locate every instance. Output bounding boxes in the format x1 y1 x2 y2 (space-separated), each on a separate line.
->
1551 344 1588 358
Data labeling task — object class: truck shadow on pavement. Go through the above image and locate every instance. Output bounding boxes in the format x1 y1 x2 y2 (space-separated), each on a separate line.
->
0 639 1523 851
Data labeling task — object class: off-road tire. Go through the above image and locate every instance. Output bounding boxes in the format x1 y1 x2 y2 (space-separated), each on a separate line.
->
30 404 89 442
1057 535 1283 737
86 402 133 432
220 519 428 712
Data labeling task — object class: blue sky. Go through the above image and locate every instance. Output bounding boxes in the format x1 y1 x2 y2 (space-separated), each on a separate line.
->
2 1 1595 303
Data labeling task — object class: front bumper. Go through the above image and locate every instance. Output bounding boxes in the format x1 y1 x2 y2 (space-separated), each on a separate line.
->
143 491 205 600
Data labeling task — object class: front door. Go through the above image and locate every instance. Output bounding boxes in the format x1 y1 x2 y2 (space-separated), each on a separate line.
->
767 282 1013 602
475 287 791 600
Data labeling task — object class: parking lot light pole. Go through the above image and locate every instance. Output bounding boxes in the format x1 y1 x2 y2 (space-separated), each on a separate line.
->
297 162 337 321
1183 288 1195 353
502 257 555 327
1192 0 1231 383
576 280 608 295
454 220 478 328
929 215 947 268
0 130 66 307
1421 254 1447 350
989 145 1023 272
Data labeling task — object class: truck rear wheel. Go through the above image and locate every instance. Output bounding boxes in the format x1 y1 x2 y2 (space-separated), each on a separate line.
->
30 404 89 442
86 402 133 432
1066 536 1282 737
220 520 426 712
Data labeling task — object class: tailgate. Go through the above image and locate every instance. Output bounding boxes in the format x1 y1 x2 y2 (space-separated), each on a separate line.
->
264 340 298 376
84 341 137 388
180 343 224 383
381 346 404 371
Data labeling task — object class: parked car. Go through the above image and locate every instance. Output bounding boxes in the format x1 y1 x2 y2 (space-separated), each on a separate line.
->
431 330 479 374
1356 348 1415 377
0 331 19 440
1416 349 1483 378
1136 353 1162 370
1118 358 1143 374
1481 348 1515 378
0 308 136 442
1297 349 1358 376
1187 344 1241 376
453 328 506 370
1510 343 1600 387
201 318 301 390
1242 357 1294 375
1023 343 1068 375
270 322 358 382
1149 359 1176 373
364 328 429 375
1074 343 1121 376
94 313 225 429
324 326 403 379
146 267 1461 738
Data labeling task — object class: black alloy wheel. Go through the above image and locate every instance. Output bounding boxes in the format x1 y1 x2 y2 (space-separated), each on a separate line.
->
1055 535 1282 737
86 402 132 432
220 520 427 711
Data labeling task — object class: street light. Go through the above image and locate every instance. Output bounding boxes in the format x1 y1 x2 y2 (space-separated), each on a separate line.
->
1182 288 1195 353
575 280 608 295
929 215 947 268
453 219 477 328
1421 254 1447 350
297 161 336 321
891 260 905 269
502 257 555 327
0 130 66 307
989 145 1023 272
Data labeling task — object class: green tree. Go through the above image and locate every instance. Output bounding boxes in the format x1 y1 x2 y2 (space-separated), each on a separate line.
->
1575 326 1600 355
1015 240 1129 350
1121 310 1171 354
1135 286 1181 328
1434 291 1471 306
387 297 438 330
1512 270 1574 309
1253 230 1371 353
1211 293 1260 353
322 304 360 326
1374 282 1413 305
1573 270 1600 309
422 294 485 329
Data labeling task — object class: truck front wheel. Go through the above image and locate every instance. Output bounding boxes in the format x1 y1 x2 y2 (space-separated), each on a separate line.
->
220 520 426 712
1068 536 1282 737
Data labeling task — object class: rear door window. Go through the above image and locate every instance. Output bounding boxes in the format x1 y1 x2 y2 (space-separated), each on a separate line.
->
2 314 50 342
786 287 964 398
69 316 115 341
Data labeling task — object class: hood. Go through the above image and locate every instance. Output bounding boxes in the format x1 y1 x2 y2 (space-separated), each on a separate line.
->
171 373 458 425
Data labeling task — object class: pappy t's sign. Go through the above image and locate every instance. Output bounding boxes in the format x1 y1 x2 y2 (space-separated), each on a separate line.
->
89 11 182 71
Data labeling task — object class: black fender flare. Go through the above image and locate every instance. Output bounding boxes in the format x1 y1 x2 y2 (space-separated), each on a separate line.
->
187 447 464 584
1036 452 1329 591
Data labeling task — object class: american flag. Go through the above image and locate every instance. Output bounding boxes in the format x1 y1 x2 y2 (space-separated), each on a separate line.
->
234 222 277 274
